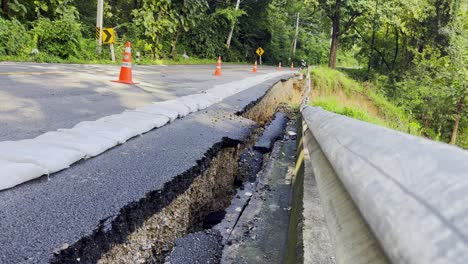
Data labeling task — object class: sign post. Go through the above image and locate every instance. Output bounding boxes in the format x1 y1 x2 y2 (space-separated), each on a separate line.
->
136 52 141 63
100 28 116 62
97 27 116 61
110 44 115 62
256 47 264 65
96 0 104 54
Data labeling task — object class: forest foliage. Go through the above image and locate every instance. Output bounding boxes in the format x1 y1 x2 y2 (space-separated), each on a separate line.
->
0 0 466 147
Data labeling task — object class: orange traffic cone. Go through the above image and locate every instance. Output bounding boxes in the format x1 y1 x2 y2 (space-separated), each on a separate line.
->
290 62 294 71
278 62 282 71
112 41 139 84
252 60 258 73
214 56 222 76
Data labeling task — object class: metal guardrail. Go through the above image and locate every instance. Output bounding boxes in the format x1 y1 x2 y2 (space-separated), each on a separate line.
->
301 106 468 264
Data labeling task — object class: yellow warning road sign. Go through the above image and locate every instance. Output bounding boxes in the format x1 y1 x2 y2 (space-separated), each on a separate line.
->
256 47 265 56
96 27 116 44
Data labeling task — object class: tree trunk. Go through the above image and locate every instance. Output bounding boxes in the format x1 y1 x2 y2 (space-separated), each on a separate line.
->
367 0 379 74
403 34 410 67
392 26 399 70
226 23 235 49
226 0 241 49
353 27 392 71
450 94 465 145
170 28 181 58
1 0 8 17
380 26 388 67
328 0 341 69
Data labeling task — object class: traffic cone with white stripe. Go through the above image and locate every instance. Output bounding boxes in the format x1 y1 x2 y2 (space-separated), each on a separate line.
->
112 41 139 84
252 60 258 73
214 56 222 76
278 62 282 71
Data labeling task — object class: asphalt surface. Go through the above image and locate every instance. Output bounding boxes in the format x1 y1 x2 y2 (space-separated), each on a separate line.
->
165 230 224 264
0 62 278 141
254 112 288 153
0 69 293 263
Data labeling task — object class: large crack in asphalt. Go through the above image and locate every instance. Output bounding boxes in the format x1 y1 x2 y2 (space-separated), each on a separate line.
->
51 138 240 264
49 76 305 264
97 141 243 264
163 79 305 263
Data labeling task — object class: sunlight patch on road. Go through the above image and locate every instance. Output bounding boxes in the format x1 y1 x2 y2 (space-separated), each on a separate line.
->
0 91 44 122
0 71 69 75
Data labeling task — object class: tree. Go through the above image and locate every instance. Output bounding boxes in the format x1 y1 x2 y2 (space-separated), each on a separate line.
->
446 0 467 144
318 0 369 68
170 0 208 56
225 0 241 49
328 0 340 68
131 0 174 58
1 0 8 17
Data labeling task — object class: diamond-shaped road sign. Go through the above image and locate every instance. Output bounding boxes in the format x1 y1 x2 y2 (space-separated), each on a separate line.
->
256 47 265 56
96 27 116 44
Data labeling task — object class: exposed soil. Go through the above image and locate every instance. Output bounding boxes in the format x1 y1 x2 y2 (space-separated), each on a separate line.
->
59 76 306 264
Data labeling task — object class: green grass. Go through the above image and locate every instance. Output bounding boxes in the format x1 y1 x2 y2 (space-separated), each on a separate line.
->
0 54 245 65
313 97 387 126
311 66 363 96
310 66 422 135
0 54 122 65
459 130 468 149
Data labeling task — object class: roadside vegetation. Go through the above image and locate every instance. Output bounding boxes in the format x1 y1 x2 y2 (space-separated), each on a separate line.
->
0 0 465 147
306 0 467 148
310 67 422 135
0 0 312 65
310 64 467 148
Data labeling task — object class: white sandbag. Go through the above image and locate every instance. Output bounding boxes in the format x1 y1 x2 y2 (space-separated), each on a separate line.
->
203 93 223 104
205 88 231 101
175 97 199 113
184 94 218 110
180 95 209 110
35 131 117 158
201 91 224 103
99 111 169 135
134 104 179 121
124 110 170 128
209 72 284 98
152 100 191 117
0 140 83 174
66 120 138 144
209 83 239 98
0 159 48 190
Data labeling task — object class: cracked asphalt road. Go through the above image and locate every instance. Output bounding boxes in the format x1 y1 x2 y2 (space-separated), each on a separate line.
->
0 62 278 141
0 63 293 263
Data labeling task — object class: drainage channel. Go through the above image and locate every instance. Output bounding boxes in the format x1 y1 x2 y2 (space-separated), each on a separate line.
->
80 77 305 264
165 114 300 264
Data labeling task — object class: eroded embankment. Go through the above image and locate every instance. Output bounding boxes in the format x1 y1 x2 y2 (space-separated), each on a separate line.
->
242 77 304 125
53 76 304 264
99 145 240 264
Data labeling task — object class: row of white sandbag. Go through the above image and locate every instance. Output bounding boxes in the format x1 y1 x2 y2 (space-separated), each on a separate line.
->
0 72 288 190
